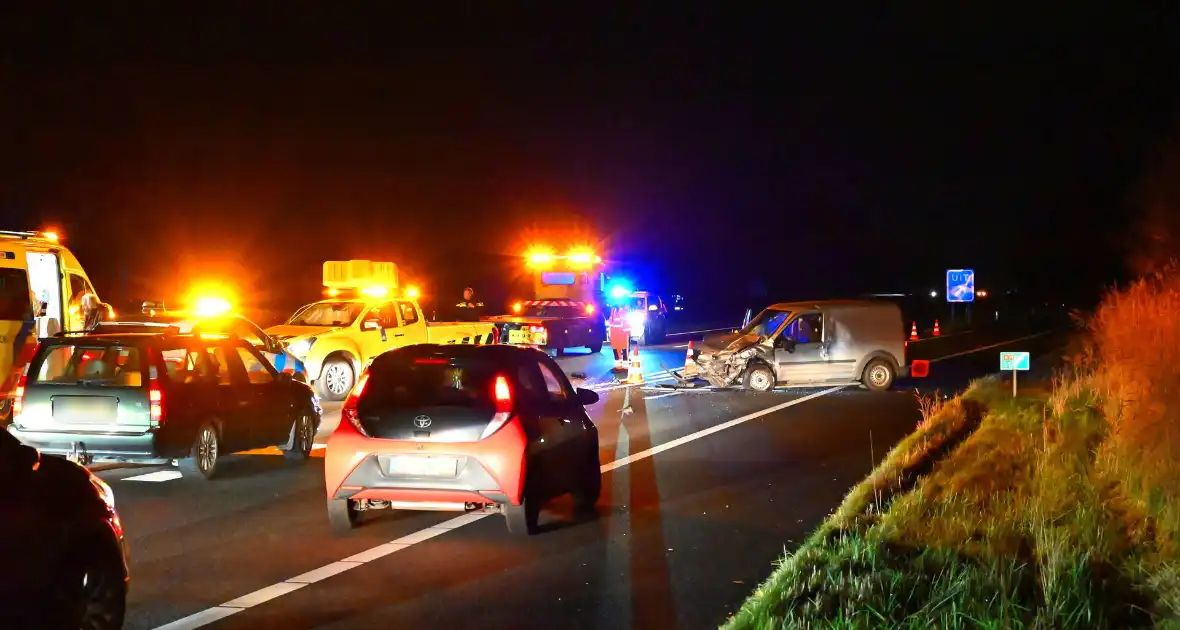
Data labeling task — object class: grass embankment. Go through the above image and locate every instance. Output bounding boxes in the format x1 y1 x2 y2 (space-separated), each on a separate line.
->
725 272 1180 629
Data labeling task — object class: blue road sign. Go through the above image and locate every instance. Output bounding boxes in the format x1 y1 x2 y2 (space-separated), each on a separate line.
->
946 269 975 303
1000 351 1030 371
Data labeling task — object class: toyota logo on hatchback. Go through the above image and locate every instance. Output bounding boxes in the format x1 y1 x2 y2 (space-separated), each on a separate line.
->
413 415 432 429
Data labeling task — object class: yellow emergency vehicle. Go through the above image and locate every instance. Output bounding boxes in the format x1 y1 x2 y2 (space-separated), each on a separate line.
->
0 230 102 419
485 247 607 355
265 261 499 401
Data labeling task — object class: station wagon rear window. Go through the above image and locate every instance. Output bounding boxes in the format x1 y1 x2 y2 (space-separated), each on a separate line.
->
31 344 144 387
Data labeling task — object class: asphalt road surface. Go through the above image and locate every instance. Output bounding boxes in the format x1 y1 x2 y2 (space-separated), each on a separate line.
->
92 324 1068 630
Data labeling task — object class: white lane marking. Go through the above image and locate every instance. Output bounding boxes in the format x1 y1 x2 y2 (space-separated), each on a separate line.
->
124 470 183 482
929 331 1053 363
154 606 241 629
600 385 848 472
287 561 361 584
151 385 846 630
221 582 307 608
643 391 683 401
671 343 688 348
342 542 408 563
154 511 492 630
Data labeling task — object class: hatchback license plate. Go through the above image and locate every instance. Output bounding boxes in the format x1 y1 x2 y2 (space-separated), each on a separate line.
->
381 455 459 478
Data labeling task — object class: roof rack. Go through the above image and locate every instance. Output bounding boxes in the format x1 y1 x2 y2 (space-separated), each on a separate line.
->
54 323 183 337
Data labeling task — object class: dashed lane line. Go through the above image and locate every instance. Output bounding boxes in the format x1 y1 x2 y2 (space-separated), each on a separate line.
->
151 384 848 630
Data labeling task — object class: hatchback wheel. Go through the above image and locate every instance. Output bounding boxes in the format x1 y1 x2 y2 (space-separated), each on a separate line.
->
327 497 362 533
571 440 602 515
504 493 540 536
77 559 126 630
179 422 221 479
283 413 316 462
57 549 126 630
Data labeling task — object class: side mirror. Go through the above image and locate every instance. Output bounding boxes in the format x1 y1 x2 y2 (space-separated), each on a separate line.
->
362 319 380 331
575 388 600 406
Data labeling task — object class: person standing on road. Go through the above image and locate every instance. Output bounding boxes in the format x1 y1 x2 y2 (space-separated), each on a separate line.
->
609 304 631 370
455 287 485 322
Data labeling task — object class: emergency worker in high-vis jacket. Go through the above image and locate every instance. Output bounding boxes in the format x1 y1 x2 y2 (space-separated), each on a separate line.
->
455 287 485 322
609 305 631 370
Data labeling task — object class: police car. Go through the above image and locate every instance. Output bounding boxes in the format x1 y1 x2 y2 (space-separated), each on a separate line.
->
99 299 310 383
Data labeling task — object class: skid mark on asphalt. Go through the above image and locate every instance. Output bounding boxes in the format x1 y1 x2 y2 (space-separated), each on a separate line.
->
149 384 848 630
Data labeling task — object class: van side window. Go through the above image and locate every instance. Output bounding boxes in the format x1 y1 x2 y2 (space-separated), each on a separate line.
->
785 313 823 344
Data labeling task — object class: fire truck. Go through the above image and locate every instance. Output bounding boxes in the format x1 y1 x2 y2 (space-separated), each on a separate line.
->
484 247 607 356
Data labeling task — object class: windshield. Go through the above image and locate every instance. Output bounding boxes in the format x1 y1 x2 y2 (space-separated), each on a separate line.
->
739 308 791 337
523 304 589 318
285 302 367 327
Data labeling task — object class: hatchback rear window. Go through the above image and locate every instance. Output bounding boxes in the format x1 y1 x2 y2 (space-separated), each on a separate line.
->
31 344 144 387
366 357 499 410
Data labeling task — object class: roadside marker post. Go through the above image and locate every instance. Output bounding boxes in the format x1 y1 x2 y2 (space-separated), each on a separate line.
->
999 351 1030 396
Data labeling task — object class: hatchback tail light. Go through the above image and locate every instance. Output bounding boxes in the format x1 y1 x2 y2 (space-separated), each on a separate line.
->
481 375 514 439
341 370 370 435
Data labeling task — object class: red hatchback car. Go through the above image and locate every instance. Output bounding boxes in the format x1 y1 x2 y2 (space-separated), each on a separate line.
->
323 344 601 535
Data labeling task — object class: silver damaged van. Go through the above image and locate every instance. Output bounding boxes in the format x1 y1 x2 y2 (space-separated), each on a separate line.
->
690 300 907 392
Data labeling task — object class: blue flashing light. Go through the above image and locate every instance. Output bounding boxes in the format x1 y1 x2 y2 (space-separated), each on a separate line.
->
609 284 630 300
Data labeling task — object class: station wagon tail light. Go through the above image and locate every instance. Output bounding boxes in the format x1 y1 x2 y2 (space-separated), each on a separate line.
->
149 378 165 427
480 375 515 439
12 375 26 419
341 371 370 435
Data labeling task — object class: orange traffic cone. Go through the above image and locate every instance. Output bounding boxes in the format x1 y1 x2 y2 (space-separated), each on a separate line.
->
628 347 645 384
933 320 941 336
909 321 919 341
682 340 698 378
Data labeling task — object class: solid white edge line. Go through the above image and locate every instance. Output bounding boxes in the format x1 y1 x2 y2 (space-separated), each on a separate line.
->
150 384 847 630
599 385 848 473
928 331 1053 363
153 606 242 630
286 561 362 584
222 581 307 609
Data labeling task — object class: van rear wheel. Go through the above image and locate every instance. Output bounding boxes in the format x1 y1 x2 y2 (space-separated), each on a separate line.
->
863 359 895 392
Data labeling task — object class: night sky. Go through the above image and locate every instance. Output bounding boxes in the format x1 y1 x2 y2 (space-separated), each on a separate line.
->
2 4 1178 313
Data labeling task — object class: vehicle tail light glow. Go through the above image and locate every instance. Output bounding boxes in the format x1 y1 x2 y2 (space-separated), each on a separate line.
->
414 358 448 365
529 325 545 334
584 303 596 314
149 377 164 427
12 375 26 419
342 371 370 435
482 375 515 439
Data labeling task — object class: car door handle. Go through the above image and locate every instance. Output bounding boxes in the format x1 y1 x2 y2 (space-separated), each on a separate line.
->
393 333 405 338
